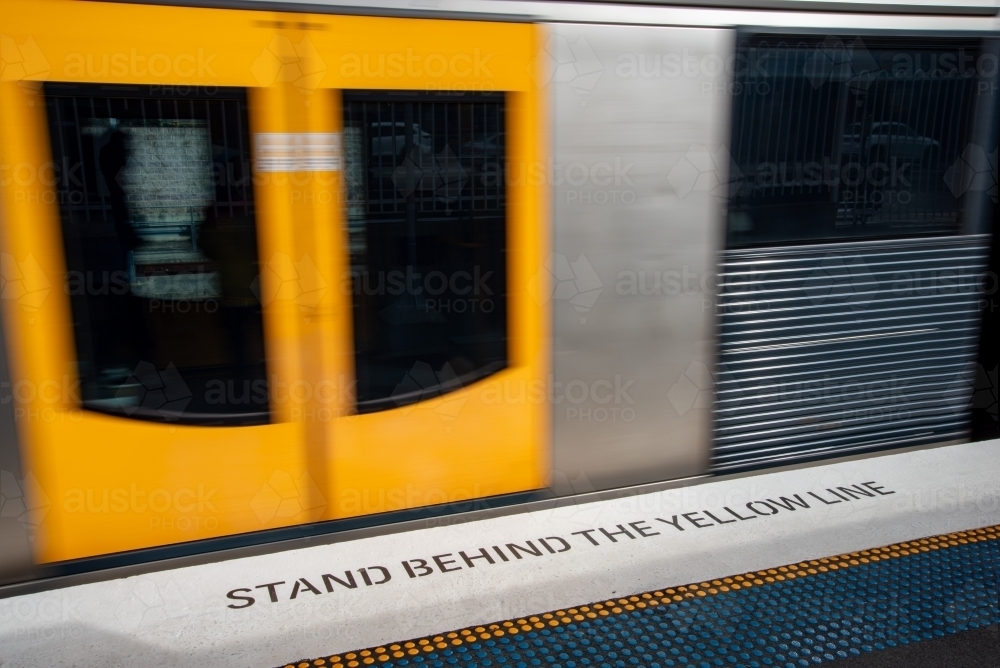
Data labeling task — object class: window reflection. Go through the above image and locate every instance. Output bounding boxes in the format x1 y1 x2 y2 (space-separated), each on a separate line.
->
728 35 996 247
45 84 269 424
344 93 508 412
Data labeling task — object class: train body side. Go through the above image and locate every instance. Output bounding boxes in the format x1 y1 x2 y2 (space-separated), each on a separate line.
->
0 0 996 586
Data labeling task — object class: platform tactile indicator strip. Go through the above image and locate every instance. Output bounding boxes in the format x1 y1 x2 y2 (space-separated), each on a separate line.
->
283 526 1000 668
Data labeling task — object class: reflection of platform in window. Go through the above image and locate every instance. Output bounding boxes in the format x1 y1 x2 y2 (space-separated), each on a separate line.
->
118 121 219 301
344 94 509 412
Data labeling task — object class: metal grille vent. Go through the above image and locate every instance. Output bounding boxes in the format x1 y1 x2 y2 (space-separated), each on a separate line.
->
713 235 990 472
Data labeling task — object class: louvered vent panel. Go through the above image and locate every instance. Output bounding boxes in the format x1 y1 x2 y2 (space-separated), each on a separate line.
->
713 235 989 472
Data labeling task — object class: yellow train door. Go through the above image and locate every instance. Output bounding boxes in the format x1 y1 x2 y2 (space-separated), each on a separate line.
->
298 16 549 521
0 0 548 563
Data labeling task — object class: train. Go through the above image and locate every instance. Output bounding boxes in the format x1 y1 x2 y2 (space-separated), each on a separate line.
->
0 0 997 587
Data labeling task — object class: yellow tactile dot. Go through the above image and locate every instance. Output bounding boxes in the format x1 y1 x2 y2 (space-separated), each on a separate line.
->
299 528 1000 668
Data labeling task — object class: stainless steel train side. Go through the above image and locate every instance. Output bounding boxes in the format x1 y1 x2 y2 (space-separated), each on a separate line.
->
548 23 730 492
543 4 999 491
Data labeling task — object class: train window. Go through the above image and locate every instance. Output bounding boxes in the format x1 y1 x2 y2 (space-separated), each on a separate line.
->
344 93 508 413
44 84 268 425
727 35 995 248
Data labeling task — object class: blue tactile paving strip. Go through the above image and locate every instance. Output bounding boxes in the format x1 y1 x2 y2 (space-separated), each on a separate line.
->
282 526 1000 668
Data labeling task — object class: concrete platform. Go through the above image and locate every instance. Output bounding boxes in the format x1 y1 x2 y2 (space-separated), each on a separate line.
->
1 439 998 668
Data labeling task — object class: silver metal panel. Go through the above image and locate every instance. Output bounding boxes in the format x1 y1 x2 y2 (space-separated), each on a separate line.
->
549 23 730 492
0 295 35 584
714 235 991 472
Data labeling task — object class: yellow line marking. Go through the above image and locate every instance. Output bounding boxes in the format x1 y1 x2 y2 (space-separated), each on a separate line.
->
282 524 1000 668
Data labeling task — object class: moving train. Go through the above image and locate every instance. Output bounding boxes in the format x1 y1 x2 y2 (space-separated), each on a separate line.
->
1 0 997 586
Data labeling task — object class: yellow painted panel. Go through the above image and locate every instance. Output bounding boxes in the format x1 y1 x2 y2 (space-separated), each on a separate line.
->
0 0 550 560
1 0 534 92
0 75 316 562
324 30 551 518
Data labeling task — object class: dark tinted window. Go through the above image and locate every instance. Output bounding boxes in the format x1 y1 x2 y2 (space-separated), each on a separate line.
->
45 84 268 424
344 93 507 412
728 34 998 248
